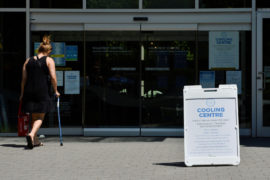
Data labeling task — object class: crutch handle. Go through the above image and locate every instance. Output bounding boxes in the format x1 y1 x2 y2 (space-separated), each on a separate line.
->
57 97 60 108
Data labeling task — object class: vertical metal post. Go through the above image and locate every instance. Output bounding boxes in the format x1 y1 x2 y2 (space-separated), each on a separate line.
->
82 30 86 129
251 0 257 137
195 31 198 84
139 0 143 9
139 24 142 136
0 14 3 89
195 0 199 9
83 0 86 9
26 0 30 58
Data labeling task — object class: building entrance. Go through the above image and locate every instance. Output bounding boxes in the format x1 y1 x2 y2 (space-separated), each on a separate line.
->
84 31 197 136
30 28 251 136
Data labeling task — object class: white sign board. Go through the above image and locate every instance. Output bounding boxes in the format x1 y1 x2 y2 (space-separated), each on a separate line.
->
184 85 240 166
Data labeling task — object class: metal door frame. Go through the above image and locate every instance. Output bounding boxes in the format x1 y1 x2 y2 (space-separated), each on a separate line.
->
256 11 270 137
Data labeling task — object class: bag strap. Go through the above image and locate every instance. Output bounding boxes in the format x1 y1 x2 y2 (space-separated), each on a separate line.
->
18 101 22 116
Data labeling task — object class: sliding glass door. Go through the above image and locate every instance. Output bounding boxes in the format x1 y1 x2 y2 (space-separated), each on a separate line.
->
84 31 197 134
141 31 196 129
85 32 141 128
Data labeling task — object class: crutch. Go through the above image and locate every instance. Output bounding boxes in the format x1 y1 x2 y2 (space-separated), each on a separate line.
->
57 97 63 146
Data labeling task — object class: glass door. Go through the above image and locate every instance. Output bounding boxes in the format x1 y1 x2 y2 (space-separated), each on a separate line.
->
257 13 270 136
84 31 197 136
84 32 141 131
141 31 196 131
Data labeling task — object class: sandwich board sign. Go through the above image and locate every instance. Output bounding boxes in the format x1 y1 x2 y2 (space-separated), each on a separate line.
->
183 85 240 166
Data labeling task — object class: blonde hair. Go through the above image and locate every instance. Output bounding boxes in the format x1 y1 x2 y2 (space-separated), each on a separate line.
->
38 35 52 54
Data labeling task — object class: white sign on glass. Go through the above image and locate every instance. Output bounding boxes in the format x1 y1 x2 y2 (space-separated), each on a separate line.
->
56 71 63 87
64 71 80 94
226 71 242 94
209 31 239 69
200 71 215 88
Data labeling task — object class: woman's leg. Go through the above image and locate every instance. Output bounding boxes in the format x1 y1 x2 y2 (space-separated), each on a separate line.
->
31 118 43 146
28 113 45 143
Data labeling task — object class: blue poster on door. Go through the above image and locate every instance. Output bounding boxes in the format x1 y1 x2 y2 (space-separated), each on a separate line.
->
34 42 66 66
51 42 66 66
66 45 78 61
200 71 215 88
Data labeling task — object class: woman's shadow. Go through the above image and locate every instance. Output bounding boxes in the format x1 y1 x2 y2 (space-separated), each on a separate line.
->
0 144 29 150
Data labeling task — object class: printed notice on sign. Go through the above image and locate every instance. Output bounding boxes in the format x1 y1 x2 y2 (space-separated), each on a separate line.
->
209 31 239 69
64 71 80 94
185 98 238 157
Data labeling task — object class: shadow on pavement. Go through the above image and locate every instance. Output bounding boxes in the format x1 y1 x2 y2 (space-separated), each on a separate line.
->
240 137 270 147
42 136 167 143
153 162 186 167
0 144 28 149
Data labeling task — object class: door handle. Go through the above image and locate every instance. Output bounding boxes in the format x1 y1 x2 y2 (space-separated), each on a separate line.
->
258 72 266 90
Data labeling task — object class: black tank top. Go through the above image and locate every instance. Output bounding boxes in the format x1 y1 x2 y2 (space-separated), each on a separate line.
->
24 56 51 101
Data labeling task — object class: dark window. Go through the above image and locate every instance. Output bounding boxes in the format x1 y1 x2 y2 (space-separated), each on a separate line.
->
200 0 251 8
0 13 26 132
31 0 82 8
257 0 270 8
0 0 26 8
143 0 194 9
87 0 138 9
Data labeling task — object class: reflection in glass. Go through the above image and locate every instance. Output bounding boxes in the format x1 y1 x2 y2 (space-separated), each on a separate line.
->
199 0 251 8
143 0 194 8
30 0 82 8
257 0 270 8
87 0 138 9
85 32 140 127
0 0 25 8
141 32 196 128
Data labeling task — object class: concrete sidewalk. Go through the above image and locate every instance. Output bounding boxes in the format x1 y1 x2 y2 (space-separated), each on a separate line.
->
0 137 270 180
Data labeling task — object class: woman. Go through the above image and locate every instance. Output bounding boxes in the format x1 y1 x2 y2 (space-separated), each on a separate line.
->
20 35 60 149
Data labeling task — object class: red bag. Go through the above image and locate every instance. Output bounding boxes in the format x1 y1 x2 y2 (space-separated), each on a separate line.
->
18 101 29 136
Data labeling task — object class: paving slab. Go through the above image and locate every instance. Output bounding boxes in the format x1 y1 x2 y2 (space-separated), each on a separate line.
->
0 137 270 180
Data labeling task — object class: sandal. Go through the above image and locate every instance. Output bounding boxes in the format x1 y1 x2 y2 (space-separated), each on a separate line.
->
26 135 33 149
34 142 44 147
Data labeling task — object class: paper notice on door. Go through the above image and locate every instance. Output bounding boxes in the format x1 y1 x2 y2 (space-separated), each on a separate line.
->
226 71 242 94
209 31 239 69
200 71 215 88
56 71 63 86
64 71 80 94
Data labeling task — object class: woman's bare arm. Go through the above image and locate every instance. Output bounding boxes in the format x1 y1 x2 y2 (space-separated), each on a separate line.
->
47 57 60 97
